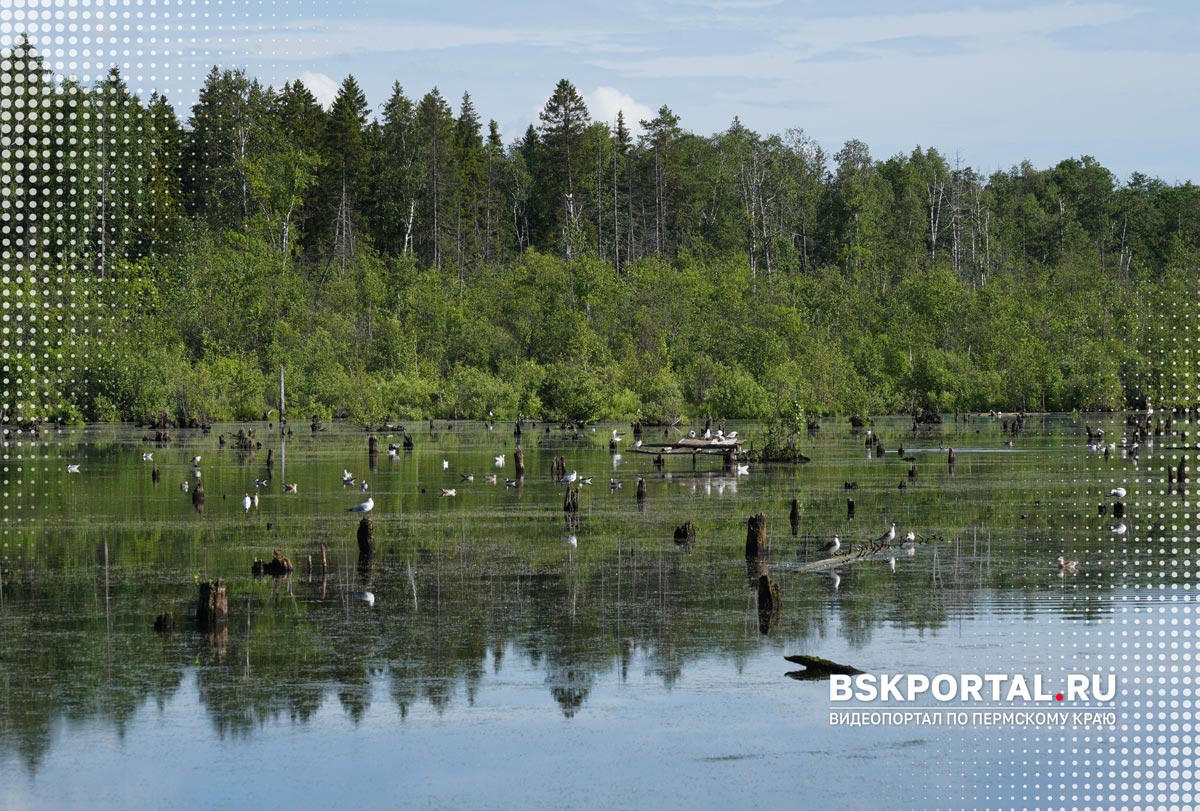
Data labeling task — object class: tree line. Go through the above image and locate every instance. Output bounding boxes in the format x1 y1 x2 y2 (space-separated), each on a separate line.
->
4 36 1199 424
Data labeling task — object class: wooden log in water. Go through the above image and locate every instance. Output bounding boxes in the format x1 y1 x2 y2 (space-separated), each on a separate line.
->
745 513 767 558
783 655 864 678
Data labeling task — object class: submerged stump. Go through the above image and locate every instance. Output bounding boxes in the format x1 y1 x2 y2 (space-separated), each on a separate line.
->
745 513 767 558
197 579 228 630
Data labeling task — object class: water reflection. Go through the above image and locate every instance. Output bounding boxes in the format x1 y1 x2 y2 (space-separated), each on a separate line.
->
0 414 1184 777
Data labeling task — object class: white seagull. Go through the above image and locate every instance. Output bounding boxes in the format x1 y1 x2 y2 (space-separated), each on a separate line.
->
252 493 260 509
562 534 578 548
348 496 374 513
1110 522 1127 535
494 454 505 467
351 590 376 607
242 493 252 512
191 456 202 466
142 453 153 461
67 464 81 473
1107 487 1127 499
560 470 578 484
735 463 750 476
442 459 450 470
820 535 841 555
441 488 457 497
876 522 897 544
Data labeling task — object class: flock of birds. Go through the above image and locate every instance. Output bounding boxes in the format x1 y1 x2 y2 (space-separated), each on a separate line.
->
56 410 1163 587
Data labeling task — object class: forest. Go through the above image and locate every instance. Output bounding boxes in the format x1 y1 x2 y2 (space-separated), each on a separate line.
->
4 35 1199 424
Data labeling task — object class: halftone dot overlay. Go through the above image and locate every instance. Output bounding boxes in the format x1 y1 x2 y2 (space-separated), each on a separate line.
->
3 3 1197 809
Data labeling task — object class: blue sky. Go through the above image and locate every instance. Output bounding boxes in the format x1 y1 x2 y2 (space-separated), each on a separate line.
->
22 0 1198 182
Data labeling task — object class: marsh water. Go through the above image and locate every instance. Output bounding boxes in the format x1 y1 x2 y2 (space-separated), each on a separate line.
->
0 415 1190 808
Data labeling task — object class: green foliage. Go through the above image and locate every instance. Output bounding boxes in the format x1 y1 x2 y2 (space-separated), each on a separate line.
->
9 38 1196 424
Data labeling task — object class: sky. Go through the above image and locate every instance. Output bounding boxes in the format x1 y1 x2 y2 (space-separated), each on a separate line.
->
8 0 1199 182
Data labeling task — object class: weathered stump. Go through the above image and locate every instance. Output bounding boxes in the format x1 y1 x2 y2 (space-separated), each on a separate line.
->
191 481 206 511
197 579 228 629
758 573 780 612
789 498 800 536
515 447 525 476
252 550 294 577
908 463 917 479
745 513 767 558
673 521 696 545
357 516 375 558
1113 502 1125 519
153 612 175 633
151 463 160 484
563 486 579 513
266 448 275 468
847 498 856 519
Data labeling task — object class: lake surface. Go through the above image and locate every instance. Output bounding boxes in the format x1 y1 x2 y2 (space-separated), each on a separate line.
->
1 415 1194 809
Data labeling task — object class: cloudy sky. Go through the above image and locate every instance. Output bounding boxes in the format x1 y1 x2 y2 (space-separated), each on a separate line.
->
104 0 1200 181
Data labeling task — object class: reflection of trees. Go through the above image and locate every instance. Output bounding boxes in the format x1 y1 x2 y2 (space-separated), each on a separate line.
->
3 504 1124 775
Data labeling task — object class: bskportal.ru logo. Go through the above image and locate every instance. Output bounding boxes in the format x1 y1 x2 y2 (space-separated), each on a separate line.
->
830 673 1117 703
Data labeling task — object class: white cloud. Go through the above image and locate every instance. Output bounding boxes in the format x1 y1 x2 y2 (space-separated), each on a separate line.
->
585 87 655 133
298 71 339 109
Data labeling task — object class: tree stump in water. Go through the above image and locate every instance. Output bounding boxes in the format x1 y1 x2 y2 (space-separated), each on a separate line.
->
515 447 525 476
252 550 294 577
908 463 917 479
745 513 767 558
357 516 375 558
153 612 175 633
191 481 205 511
789 498 800 536
758 573 780 612
151 463 160 484
197 579 228 630
673 521 696 545
847 498 856 519
563 486 579 513
266 448 274 468
1113 502 1125 519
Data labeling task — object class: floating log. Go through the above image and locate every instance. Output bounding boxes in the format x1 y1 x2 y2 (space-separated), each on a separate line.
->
784 655 864 680
745 513 767 558
673 521 696 545
197 579 228 629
